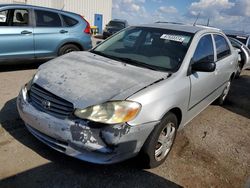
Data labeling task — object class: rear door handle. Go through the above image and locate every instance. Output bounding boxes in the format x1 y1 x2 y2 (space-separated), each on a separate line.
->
21 30 32 35
60 30 68 34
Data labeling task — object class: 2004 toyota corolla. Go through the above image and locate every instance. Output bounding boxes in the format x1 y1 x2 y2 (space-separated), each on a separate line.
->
17 23 238 168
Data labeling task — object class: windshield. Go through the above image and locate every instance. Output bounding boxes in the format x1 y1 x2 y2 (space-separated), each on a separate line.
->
108 21 125 28
92 27 194 72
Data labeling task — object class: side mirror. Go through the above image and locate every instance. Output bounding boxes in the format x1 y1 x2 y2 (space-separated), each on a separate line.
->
192 61 216 72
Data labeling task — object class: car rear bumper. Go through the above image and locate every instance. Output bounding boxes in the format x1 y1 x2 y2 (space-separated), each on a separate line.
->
17 86 158 164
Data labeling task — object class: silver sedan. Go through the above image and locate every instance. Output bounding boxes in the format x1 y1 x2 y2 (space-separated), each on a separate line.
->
17 23 238 168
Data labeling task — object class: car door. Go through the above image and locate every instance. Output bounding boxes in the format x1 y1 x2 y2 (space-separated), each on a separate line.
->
188 34 218 117
0 8 34 61
33 9 65 58
213 34 234 86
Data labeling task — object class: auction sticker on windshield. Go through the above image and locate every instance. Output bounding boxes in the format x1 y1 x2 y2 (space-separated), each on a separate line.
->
160 34 185 42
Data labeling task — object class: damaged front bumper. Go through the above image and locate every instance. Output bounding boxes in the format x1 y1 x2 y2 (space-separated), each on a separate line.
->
17 86 158 164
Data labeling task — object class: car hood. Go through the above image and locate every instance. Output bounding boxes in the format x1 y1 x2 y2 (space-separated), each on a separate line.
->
34 51 168 109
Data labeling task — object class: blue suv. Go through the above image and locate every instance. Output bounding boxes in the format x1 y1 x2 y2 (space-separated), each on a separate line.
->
0 4 92 64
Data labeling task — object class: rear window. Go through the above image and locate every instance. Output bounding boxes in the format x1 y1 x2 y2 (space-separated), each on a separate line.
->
35 10 62 27
62 14 78 27
108 21 125 28
214 35 231 60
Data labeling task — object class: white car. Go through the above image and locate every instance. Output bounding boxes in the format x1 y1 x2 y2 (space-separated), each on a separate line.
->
228 37 250 77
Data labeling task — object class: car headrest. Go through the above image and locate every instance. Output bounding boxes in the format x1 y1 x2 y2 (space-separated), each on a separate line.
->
23 13 28 23
16 12 24 22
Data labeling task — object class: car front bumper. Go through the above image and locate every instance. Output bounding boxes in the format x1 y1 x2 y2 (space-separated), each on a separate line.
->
17 86 158 164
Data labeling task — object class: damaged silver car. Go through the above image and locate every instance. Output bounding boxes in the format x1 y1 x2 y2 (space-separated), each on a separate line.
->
17 23 238 168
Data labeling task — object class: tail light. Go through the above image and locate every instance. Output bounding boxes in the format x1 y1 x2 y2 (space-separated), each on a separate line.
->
81 16 91 34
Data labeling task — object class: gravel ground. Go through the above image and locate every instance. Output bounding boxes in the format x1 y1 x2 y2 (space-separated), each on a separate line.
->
0 61 249 188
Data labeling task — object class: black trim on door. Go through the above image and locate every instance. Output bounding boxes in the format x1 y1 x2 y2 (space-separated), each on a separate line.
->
188 80 228 111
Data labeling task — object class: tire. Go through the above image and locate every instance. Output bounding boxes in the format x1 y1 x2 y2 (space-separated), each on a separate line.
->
235 62 243 79
58 44 80 56
217 79 231 105
140 112 178 168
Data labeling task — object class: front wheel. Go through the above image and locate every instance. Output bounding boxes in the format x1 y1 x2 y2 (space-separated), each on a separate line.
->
140 112 178 168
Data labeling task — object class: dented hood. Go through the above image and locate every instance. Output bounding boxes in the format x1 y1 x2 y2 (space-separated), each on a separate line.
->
34 51 168 108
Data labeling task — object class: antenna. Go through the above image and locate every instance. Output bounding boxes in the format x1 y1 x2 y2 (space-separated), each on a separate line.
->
207 18 210 26
61 4 65 10
193 12 200 26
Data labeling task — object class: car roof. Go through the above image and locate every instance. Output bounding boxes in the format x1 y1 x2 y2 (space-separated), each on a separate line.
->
110 19 127 23
140 22 221 34
0 3 78 16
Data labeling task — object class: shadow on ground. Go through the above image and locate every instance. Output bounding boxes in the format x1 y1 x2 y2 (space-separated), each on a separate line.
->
0 61 45 73
224 74 250 119
0 98 182 188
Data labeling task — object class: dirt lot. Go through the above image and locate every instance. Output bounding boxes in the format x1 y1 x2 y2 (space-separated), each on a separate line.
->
0 62 249 188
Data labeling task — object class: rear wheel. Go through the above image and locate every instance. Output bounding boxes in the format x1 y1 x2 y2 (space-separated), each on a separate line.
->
58 44 80 56
217 79 231 105
140 112 178 168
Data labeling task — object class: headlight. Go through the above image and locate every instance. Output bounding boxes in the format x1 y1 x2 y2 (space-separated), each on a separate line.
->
74 101 141 124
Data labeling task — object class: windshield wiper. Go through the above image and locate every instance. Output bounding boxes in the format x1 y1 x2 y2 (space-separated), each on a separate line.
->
91 51 168 72
117 57 167 71
90 50 122 62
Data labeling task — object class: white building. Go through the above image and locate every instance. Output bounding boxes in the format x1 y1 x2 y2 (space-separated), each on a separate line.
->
0 0 112 31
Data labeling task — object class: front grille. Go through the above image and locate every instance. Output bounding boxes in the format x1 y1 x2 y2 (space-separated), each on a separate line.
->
29 84 74 118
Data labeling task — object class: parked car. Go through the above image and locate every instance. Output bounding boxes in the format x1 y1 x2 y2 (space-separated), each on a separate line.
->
103 19 128 39
228 37 250 77
225 31 250 49
17 23 238 168
0 4 92 64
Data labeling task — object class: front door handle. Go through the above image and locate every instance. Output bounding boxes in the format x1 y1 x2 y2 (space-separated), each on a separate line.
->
21 30 32 35
60 30 68 34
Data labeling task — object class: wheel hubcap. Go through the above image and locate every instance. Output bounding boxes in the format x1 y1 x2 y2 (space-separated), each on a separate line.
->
155 122 176 162
222 81 231 101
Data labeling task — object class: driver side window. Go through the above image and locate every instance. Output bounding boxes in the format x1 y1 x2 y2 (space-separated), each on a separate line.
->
193 34 214 64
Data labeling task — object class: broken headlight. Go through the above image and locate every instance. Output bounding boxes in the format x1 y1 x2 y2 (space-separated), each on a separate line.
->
74 101 141 124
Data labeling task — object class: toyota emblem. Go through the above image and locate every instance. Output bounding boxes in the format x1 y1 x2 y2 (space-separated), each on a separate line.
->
42 100 51 110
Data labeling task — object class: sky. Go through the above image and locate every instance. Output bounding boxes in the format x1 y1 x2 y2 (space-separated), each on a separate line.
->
112 0 250 32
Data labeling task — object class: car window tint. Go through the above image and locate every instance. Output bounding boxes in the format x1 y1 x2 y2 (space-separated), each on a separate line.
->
0 10 8 25
35 10 61 27
193 35 214 64
214 35 231 60
12 9 29 26
62 14 78 27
